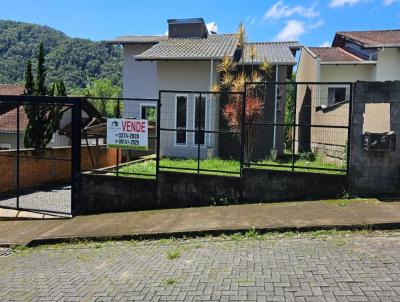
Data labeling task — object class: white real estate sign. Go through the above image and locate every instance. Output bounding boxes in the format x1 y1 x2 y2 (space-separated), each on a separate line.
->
107 118 148 150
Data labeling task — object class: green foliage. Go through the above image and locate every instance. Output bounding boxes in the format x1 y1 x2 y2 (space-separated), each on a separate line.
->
49 80 67 97
24 43 63 149
34 42 46 95
24 60 33 95
166 249 181 260
72 78 122 117
284 74 296 149
0 20 122 89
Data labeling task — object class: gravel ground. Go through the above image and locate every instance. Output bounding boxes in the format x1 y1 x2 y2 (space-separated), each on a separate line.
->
0 185 71 216
0 231 400 301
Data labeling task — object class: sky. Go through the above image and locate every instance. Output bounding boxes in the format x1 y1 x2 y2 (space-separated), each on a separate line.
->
0 0 399 46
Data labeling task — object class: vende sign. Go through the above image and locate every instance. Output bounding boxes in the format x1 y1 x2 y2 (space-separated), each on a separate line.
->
107 118 148 150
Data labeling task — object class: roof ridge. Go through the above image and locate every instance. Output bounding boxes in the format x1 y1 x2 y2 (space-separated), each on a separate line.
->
337 29 400 34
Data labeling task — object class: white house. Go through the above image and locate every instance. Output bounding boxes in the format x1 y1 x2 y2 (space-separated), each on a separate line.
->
295 29 400 162
110 18 299 159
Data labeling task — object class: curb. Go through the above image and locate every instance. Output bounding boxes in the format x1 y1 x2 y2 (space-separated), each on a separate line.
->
24 221 400 248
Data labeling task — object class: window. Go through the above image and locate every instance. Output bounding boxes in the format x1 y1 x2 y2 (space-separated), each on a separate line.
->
141 105 156 122
194 96 206 145
176 95 187 145
328 87 347 104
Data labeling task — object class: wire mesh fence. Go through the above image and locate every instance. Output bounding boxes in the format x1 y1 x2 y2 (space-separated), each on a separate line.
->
244 82 351 174
157 91 244 177
84 82 352 180
83 96 158 178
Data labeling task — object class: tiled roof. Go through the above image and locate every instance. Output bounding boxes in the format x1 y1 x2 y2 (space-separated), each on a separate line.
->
309 47 366 62
334 30 400 47
136 34 238 60
0 84 25 95
0 107 28 132
241 42 298 65
108 36 168 44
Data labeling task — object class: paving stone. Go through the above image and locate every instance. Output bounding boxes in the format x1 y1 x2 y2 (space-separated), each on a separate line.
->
0 233 400 301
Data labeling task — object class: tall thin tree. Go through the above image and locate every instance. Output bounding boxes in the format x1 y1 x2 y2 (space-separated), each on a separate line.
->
24 60 34 95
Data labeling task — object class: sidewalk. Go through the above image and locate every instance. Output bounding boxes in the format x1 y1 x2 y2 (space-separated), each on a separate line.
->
1 198 400 246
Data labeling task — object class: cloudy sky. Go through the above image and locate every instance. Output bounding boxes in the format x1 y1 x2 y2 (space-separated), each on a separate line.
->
0 0 398 46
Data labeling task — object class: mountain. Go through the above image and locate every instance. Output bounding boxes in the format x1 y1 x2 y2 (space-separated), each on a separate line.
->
0 20 122 89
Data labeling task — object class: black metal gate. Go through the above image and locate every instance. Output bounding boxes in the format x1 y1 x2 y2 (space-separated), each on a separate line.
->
0 95 81 217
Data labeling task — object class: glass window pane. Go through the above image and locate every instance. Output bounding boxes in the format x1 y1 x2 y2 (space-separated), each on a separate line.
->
195 96 205 145
176 96 187 144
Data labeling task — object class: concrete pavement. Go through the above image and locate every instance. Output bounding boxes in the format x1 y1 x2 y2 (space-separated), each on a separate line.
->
1 198 400 246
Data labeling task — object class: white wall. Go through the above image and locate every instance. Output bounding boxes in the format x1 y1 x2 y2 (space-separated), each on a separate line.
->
320 64 374 82
375 48 400 81
157 60 219 158
122 44 159 120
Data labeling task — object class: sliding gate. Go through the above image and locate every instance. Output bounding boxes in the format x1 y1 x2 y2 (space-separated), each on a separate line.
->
0 95 81 216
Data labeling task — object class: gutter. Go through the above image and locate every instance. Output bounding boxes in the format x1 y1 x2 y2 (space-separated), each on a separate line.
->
320 61 377 65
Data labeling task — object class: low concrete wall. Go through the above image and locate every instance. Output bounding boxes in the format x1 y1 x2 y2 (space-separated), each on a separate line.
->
79 173 157 214
157 172 240 207
79 172 240 214
78 169 346 215
242 168 347 202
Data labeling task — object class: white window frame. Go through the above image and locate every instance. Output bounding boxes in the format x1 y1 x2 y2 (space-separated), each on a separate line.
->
327 86 350 106
140 102 157 121
192 94 208 147
174 94 189 147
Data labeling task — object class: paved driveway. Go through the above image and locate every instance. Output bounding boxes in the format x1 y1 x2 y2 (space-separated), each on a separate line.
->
1 232 400 301
0 184 71 216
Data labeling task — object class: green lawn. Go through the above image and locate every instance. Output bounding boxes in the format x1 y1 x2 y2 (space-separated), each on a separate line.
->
115 155 345 179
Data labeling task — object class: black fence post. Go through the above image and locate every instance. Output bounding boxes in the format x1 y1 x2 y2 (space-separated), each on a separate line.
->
116 97 120 177
71 98 82 217
240 86 246 173
291 83 297 172
156 91 161 179
197 93 202 174
346 83 353 175
16 102 20 209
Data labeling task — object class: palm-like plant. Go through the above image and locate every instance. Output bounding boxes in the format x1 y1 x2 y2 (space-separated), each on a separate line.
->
217 55 236 74
249 44 257 74
220 73 235 89
237 23 247 68
260 59 273 81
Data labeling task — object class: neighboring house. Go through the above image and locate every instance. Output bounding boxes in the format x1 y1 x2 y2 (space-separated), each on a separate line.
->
110 18 299 159
296 29 400 163
0 84 104 149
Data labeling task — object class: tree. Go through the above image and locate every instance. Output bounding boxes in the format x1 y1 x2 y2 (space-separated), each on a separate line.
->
24 43 63 150
34 42 47 96
77 78 122 117
24 60 34 95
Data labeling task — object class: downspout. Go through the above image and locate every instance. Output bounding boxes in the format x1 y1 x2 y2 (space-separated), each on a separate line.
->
273 64 279 150
208 59 214 148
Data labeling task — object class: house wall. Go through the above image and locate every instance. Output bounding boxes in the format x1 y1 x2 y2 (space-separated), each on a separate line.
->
375 48 400 81
122 44 158 119
0 132 23 149
158 60 219 158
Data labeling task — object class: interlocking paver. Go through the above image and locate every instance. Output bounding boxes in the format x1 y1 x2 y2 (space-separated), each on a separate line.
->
0 232 400 301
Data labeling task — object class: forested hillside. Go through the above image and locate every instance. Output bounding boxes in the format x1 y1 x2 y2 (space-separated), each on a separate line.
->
0 20 122 89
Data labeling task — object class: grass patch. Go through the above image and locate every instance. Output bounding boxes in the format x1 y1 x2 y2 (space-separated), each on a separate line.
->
166 249 181 260
165 278 178 285
116 154 345 179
